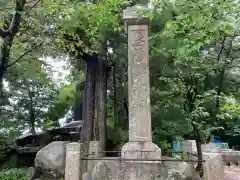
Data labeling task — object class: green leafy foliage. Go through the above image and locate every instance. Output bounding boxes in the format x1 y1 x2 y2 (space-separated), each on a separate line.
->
58 82 76 106
43 0 132 55
0 168 27 180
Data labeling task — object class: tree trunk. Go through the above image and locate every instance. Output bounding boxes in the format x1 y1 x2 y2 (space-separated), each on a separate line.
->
191 122 203 177
81 56 97 161
215 36 233 121
93 62 99 141
113 62 117 127
117 75 128 129
215 68 225 120
0 39 12 111
96 58 107 154
27 84 36 135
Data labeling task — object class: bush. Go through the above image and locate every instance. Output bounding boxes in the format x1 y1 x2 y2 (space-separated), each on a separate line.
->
0 168 27 180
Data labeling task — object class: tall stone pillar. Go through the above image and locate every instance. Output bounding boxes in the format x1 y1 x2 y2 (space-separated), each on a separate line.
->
121 4 161 161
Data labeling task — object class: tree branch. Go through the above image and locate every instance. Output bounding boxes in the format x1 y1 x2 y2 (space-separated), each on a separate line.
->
25 0 41 15
0 0 40 38
216 36 226 62
8 0 27 36
4 43 42 71
0 29 10 38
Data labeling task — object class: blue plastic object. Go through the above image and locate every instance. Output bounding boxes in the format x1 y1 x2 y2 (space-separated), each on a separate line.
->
173 140 181 152
210 135 229 149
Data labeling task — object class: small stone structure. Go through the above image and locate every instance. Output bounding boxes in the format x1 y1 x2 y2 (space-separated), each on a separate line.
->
87 141 100 174
65 142 81 180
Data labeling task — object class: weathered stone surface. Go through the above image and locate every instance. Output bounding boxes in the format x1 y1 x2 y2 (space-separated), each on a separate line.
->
92 157 195 180
120 6 162 179
121 142 161 161
222 150 240 164
203 154 224 180
35 141 70 177
123 5 151 25
65 142 81 180
127 24 152 142
88 141 100 174
92 157 163 180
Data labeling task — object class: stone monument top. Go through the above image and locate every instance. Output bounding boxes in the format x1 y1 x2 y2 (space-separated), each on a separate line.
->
123 4 152 26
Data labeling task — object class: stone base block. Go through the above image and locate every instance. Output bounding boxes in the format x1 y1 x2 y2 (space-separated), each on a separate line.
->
121 142 161 163
92 157 195 180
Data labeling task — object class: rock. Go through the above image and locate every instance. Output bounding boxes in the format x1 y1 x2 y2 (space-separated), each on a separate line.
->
35 141 70 178
25 167 35 179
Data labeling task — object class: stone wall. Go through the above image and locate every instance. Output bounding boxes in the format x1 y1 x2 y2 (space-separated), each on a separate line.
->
222 151 240 165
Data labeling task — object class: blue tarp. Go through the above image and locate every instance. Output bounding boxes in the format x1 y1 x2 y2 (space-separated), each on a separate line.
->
210 135 229 149
173 140 181 152
210 135 224 143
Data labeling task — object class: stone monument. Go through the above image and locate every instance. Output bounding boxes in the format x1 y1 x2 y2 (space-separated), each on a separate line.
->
92 2 197 180
121 2 161 161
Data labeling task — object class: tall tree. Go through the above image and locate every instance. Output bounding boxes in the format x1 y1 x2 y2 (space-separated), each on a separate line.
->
0 0 43 115
4 59 57 134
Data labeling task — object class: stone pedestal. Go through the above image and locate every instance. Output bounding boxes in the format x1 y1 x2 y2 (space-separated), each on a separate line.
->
121 4 161 161
92 157 194 180
122 142 161 162
65 142 81 180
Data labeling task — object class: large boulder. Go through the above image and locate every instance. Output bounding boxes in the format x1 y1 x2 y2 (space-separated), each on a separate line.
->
34 141 70 179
